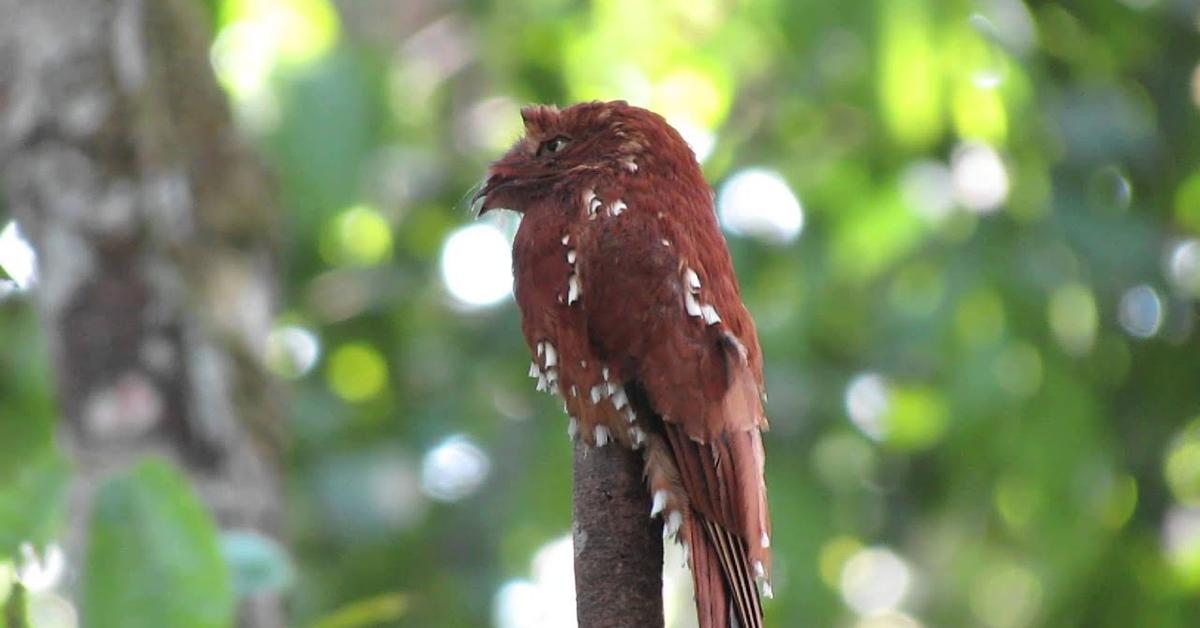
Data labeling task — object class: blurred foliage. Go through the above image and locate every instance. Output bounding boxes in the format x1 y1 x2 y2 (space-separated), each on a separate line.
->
4 0 1200 626
83 460 233 628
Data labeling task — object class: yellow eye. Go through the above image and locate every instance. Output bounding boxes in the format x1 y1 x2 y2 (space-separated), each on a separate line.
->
538 136 570 156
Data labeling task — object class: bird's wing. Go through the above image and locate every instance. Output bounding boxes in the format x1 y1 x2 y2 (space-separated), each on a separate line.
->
575 183 771 628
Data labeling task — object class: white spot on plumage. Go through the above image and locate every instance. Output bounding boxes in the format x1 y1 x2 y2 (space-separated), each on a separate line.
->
761 532 771 548
700 304 721 325
630 427 645 447
528 362 540 378
684 267 701 293
662 239 671 247
594 425 609 447
610 387 628 410
623 407 636 424
685 291 702 317
650 490 669 517
570 385 578 397
561 234 570 245
567 416 579 440
580 360 587 368
567 274 581 305
549 381 560 396
601 367 609 381
663 511 683 538
610 200 627 216
545 368 558 383
590 385 606 404
584 189 601 218
543 343 557 368
761 581 774 599
536 374 548 392
567 249 576 264
536 342 544 356
622 158 638 173
605 382 620 397
754 560 765 579
682 542 691 568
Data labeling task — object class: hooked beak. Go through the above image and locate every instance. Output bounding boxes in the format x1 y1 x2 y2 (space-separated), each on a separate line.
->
471 172 513 217
469 180 490 217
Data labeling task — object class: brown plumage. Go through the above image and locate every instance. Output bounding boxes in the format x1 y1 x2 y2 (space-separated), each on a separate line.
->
477 100 772 628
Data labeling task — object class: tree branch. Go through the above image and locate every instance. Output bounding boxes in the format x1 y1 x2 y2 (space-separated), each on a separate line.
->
573 441 664 628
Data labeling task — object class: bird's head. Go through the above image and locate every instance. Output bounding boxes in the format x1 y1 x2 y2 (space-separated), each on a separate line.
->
473 100 700 215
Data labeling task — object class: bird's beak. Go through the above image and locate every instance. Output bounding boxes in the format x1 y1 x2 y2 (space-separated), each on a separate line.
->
471 173 512 217
470 180 490 217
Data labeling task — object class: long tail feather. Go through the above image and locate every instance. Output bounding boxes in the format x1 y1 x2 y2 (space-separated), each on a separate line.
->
703 516 763 628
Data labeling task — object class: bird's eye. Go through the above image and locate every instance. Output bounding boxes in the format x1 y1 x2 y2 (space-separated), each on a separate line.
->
538 136 570 156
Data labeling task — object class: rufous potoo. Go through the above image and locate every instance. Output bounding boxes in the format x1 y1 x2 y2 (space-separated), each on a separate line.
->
476 100 772 628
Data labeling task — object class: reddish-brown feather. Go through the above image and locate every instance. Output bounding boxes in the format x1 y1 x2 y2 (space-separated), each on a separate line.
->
481 101 771 628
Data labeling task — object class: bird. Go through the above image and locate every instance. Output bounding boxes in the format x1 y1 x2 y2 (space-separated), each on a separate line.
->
475 100 771 628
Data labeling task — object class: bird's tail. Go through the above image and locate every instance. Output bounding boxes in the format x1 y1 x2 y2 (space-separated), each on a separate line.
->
686 511 764 628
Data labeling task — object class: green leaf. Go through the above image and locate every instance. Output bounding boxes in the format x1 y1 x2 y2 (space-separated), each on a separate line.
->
82 458 232 628
0 452 68 557
309 593 409 628
1 571 25 628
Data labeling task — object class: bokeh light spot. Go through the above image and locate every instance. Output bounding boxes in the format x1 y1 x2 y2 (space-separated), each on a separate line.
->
264 324 320 379
0 221 38 290
820 536 864 589
671 118 717 164
1166 419 1200 504
1118 284 1164 339
1087 166 1133 212
952 83 1007 143
717 168 804 244
26 592 78 628
879 0 941 148
845 373 889 442
900 160 955 222
886 386 949 451
494 535 577 628
969 560 1042 628
1192 63 1200 111
994 475 1038 532
327 343 387 402
325 205 394 267
16 542 65 593
420 434 491 502
211 0 339 129
951 142 1009 213
1166 239 1200 297
840 546 912 615
856 611 924 628
439 223 513 309
1162 504 1200 589
812 432 879 492
1048 283 1098 355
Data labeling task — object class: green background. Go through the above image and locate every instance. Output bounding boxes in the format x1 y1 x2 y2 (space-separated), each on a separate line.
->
4 0 1200 626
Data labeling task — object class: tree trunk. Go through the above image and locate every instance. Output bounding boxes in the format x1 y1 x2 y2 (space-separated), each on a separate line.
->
573 441 664 627
0 0 286 626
